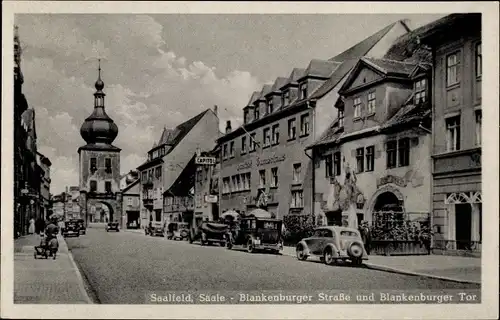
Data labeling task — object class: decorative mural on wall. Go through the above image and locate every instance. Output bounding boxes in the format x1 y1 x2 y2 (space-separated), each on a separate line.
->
323 162 365 229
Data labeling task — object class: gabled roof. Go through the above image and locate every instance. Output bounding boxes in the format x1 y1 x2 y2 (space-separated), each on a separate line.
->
281 68 305 89
310 21 406 100
338 57 419 94
257 84 273 100
301 59 341 80
138 109 211 169
245 91 261 107
158 127 181 146
269 77 288 94
362 57 418 77
165 154 196 196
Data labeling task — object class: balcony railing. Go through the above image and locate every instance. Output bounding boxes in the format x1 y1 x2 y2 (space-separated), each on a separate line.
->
142 178 153 186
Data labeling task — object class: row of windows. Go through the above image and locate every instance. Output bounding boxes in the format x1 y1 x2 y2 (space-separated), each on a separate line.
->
222 173 252 194
244 84 310 124
223 113 310 160
148 146 169 161
446 42 481 87
325 140 410 176
164 196 192 206
445 110 482 152
141 166 162 182
143 188 163 200
348 78 428 123
89 180 113 193
221 163 303 194
90 157 112 174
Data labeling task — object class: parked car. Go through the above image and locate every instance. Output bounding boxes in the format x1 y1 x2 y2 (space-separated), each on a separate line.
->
166 222 189 240
227 216 283 254
295 226 368 266
190 222 228 246
72 219 86 235
62 220 80 237
145 222 165 237
106 222 120 232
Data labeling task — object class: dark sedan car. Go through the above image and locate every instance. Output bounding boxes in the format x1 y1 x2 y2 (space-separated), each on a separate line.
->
70 219 86 235
106 222 120 232
62 221 80 237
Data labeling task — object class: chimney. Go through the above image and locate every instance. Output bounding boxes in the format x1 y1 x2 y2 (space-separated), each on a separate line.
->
213 105 218 116
225 120 232 134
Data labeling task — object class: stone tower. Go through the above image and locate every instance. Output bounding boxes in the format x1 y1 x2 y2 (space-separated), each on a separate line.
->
78 60 122 227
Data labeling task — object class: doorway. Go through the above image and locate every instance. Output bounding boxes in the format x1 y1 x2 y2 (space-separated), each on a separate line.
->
455 204 472 250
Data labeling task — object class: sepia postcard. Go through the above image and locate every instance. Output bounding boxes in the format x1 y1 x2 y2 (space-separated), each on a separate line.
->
1 1 499 319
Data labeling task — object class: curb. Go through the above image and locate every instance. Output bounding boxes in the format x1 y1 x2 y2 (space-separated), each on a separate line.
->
283 246 479 285
363 263 481 285
59 235 93 304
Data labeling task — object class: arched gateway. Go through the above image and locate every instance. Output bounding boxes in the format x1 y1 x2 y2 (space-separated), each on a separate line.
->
77 60 122 228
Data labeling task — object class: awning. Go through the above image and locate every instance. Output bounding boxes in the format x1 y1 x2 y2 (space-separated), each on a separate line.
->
221 210 240 220
247 208 272 218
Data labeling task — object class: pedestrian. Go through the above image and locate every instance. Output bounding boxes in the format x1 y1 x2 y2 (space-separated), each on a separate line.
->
28 217 35 234
57 218 65 235
359 221 372 255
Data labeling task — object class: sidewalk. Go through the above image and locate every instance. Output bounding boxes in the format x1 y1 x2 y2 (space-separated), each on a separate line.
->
281 246 481 284
14 234 92 304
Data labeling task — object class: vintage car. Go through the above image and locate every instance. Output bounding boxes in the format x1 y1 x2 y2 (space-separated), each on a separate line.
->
72 219 86 235
190 222 228 246
227 216 283 254
62 220 80 237
145 222 165 237
106 222 120 232
296 226 368 266
166 222 189 240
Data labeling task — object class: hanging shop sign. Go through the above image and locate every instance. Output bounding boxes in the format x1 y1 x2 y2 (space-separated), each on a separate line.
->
195 157 216 165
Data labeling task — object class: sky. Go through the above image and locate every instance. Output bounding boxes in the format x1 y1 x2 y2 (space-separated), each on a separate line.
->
15 13 445 194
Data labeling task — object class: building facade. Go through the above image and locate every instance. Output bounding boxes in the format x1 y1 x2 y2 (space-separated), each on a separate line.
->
14 26 46 236
78 62 122 227
419 14 482 256
37 152 52 219
217 20 412 220
121 179 140 229
310 54 433 234
137 108 220 228
51 186 81 220
193 148 221 228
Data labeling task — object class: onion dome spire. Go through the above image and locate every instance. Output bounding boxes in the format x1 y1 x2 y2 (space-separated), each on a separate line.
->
80 59 119 145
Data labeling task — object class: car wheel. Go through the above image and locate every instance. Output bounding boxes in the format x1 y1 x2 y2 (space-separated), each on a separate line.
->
296 244 308 261
271 249 280 255
247 240 255 253
324 248 335 266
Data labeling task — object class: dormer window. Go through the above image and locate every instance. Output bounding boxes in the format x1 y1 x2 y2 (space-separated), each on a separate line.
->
244 109 249 124
415 78 427 104
299 82 308 100
267 99 274 114
254 107 260 120
282 91 290 107
338 109 345 127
